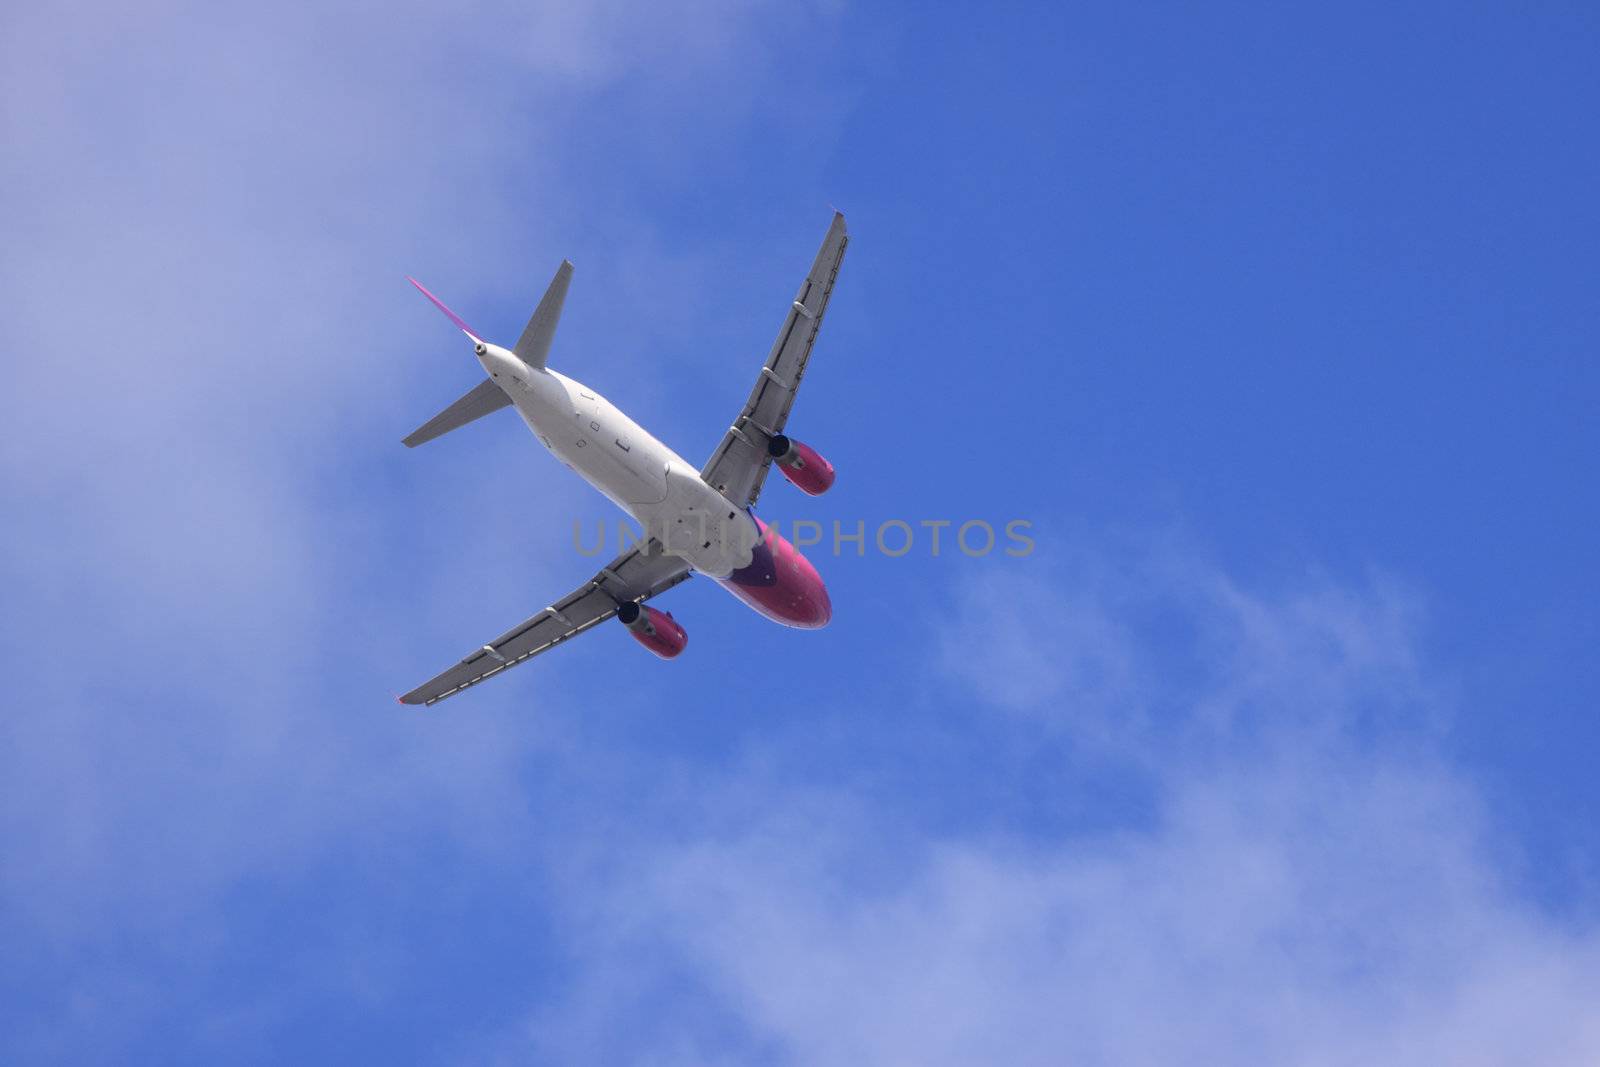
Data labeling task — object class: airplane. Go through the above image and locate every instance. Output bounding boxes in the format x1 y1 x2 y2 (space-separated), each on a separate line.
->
396 212 848 705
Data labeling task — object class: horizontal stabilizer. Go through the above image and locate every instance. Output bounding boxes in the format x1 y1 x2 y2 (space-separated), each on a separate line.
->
513 261 573 370
402 378 512 448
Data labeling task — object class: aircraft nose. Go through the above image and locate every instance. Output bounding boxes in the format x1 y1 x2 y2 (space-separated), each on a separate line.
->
813 578 833 626
784 557 831 628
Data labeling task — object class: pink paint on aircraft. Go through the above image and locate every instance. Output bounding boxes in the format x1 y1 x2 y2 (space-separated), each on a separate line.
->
767 434 836 497
717 516 832 629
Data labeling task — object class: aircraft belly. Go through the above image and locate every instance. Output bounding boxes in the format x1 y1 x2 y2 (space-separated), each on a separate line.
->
651 463 757 578
510 371 745 570
517 385 667 507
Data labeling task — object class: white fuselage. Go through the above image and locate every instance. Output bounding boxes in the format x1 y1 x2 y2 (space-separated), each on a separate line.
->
476 343 757 578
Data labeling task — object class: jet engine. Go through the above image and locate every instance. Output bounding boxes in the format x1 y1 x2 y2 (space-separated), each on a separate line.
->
766 434 836 496
616 601 688 658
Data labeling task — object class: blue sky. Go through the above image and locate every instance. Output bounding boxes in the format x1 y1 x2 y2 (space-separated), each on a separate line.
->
3 1 1599 1062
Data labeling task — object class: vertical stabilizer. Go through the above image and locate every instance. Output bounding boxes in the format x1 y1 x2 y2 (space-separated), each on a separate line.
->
406 276 481 342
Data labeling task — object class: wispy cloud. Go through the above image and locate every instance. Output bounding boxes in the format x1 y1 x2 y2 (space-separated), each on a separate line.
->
500 552 1600 1065
6 4 1589 1064
0 0 841 952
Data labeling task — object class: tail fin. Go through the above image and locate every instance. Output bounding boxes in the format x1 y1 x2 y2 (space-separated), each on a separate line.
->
514 261 573 370
406 276 480 342
402 379 511 448
399 261 570 447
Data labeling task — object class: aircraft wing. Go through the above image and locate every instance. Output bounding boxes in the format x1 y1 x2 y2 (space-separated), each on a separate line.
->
701 211 848 507
398 542 692 706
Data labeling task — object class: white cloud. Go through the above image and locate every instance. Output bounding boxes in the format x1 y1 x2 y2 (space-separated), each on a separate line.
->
0 0 844 941
10 6 1589 1064
502 554 1600 1065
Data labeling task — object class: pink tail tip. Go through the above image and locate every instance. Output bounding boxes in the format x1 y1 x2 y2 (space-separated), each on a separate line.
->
406 276 480 341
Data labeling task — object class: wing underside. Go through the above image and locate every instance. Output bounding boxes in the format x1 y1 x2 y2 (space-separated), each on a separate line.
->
701 211 848 507
399 542 691 706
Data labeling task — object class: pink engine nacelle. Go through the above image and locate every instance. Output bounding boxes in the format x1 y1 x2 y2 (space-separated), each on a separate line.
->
617 601 687 659
766 434 835 496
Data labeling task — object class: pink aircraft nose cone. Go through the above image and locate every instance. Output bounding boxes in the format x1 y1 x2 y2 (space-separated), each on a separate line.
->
718 517 833 629
804 578 832 627
788 545 832 627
